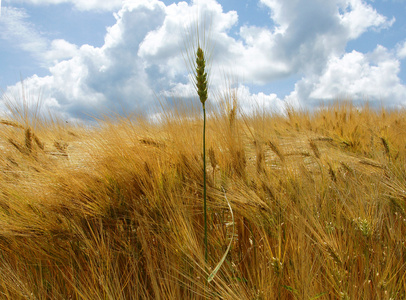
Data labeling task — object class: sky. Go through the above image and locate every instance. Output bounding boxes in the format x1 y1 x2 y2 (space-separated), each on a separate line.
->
0 0 406 121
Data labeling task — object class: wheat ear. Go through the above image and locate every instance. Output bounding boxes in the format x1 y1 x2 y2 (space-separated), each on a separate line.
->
196 48 208 105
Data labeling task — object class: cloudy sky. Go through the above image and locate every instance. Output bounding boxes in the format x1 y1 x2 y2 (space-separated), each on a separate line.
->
0 0 406 121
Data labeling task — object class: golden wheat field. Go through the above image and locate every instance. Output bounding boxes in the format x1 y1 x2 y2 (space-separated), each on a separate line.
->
0 98 406 299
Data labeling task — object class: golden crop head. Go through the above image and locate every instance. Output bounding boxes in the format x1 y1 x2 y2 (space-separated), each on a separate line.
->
195 47 208 105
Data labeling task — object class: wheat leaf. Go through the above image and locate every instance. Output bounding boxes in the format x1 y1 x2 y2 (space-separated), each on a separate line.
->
207 187 234 283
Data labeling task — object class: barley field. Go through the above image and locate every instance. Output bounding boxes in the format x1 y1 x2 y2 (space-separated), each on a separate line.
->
0 98 405 299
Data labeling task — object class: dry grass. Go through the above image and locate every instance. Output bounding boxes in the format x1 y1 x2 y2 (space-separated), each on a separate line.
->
0 100 405 299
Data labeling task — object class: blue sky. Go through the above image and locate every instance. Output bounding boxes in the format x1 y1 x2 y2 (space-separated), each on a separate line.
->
1 0 406 121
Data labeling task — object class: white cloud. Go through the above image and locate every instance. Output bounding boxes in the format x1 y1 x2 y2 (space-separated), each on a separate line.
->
235 85 286 115
286 45 406 107
138 0 239 81
44 39 79 64
255 0 394 76
338 0 394 39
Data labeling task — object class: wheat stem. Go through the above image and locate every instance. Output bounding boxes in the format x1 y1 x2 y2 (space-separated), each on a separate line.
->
196 46 208 263
203 102 207 263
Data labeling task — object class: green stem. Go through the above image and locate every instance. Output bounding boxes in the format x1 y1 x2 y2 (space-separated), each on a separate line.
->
203 103 207 263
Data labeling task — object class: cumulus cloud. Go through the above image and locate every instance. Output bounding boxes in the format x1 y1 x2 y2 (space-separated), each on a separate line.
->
138 0 238 80
286 45 406 107
44 39 79 64
338 0 394 39
253 0 394 76
234 85 286 115
1 0 405 121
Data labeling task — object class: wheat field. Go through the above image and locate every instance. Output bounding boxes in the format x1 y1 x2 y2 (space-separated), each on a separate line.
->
0 98 405 299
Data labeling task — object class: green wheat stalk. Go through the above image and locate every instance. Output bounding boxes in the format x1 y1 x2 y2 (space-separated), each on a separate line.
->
182 12 216 268
195 46 209 263
195 45 234 283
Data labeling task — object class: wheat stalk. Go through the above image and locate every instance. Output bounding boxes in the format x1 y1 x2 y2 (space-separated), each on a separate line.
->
0 119 24 129
182 12 213 265
268 140 285 162
25 127 32 152
195 46 209 263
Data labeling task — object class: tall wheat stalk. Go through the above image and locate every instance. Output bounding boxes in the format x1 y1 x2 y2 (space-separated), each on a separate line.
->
195 46 209 262
182 11 212 264
183 13 235 282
